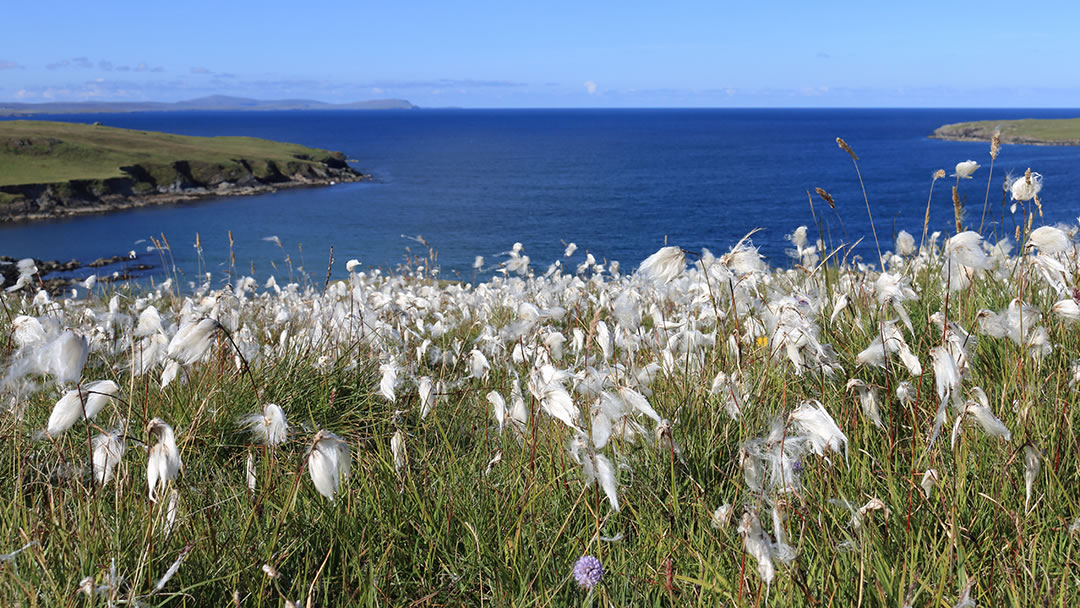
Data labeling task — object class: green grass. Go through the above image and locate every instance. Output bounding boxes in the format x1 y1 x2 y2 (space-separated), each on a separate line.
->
0 120 346 187
933 117 1080 144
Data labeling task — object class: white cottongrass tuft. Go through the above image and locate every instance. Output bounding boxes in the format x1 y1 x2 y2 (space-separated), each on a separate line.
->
952 160 980 179
1023 444 1041 512
307 430 350 500
246 452 257 491
345 259 361 273
379 362 398 402
788 399 847 459
943 231 989 292
846 379 884 429
570 436 619 511
167 318 221 365
737 510 784 588
160 360 181 389
1027 225 1070 254
895 230 916 256
637 246 685 283
240 403 290 447
47 380 120 436
147 418 181 503
928 346 962 448
91 427 126 486
1010 171 1042 202
391 429 406 474
468 349 490 380
44 330 89 385
952 391 1011 448
488 390 507 432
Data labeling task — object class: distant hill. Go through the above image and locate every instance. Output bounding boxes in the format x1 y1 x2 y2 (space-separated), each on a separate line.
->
932 117 1080 146
0 96 416 116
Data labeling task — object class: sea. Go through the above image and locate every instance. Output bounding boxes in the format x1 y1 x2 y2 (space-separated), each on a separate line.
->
2 108 1079 287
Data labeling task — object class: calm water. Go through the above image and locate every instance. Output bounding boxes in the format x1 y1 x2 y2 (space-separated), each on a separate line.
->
2 108 1079 284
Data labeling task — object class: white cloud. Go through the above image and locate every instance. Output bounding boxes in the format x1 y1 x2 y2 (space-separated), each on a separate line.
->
584 80 598 95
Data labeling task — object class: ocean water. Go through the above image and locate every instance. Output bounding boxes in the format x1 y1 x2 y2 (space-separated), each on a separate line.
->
2 108 1080 285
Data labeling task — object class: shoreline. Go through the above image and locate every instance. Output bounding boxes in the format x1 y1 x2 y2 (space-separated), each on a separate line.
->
0 171 371 224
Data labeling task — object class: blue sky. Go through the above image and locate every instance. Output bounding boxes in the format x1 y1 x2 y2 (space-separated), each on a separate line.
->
2 0 1079 107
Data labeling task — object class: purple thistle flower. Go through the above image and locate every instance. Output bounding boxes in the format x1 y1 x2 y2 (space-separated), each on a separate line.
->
573 555 604 590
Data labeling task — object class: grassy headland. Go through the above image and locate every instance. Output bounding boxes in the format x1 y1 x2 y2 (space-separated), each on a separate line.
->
932 117 1080 145
0 120 367 221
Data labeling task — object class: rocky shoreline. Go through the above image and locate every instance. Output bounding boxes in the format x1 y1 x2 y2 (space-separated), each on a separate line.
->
1 254 154 294
0 162 370 223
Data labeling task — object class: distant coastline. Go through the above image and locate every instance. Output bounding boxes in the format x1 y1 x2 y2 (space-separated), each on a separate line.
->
0 120 370 223
0 95 416 116
932 117 1080 146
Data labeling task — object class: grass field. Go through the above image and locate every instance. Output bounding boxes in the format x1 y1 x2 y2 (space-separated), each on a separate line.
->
0 120 347 187
0 140 1078 605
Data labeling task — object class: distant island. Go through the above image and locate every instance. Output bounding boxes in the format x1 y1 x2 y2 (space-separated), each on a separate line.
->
932 117 1080 146
0 95 416 116
0 120 369 222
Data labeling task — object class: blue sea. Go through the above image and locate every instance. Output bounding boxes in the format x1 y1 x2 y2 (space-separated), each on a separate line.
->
2 108 1080 285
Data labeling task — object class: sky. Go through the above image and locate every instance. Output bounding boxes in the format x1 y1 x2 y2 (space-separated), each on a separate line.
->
2 1 1079 108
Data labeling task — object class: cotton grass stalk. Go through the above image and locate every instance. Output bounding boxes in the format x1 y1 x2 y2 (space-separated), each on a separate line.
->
921 169 947 252
837 137 884 269
979 128 1002 231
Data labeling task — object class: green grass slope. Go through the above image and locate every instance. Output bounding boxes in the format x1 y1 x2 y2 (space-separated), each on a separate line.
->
932 117 1080 145
0 120 349 187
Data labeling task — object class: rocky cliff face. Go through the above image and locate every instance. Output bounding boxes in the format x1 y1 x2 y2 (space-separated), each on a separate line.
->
0 155 368 221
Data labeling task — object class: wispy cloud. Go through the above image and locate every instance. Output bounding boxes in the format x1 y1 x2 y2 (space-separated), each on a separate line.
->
0 60 21 70
190 66 211 74
45 57 164 73
364 78 525 89
584 80 598 95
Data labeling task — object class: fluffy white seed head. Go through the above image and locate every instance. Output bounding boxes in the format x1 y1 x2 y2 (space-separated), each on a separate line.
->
952 160 980 179
308 430 350 500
